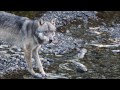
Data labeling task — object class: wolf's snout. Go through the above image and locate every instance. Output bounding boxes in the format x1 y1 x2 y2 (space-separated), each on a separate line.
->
49 40 53 43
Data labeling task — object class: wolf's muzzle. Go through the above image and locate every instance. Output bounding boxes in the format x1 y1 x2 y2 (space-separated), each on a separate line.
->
49 40 53 43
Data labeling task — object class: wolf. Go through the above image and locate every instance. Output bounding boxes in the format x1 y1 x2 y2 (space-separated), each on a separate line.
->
0 11 56 78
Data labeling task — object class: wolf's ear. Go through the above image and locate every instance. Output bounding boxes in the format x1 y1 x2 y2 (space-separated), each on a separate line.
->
39 19 44 25
51 18 57 26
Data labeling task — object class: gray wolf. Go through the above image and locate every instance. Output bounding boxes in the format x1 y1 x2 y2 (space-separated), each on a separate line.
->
0 11 56 78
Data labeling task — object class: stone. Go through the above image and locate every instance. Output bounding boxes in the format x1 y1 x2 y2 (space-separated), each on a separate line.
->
7 49 16 54
0 45 9 49
112 50 120 53
11 46 22 52
70 61 87 72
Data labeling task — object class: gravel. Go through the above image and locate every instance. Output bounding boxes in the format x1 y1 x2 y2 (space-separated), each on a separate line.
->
40 11 98 28
41 32 85 55
0 11 120 78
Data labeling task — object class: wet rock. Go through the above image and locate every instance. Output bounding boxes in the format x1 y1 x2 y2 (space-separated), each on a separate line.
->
112 50 120 53
70 61 87 72
75 48 87 59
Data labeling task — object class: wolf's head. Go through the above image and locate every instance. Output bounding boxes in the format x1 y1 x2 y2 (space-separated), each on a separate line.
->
33 18 56 44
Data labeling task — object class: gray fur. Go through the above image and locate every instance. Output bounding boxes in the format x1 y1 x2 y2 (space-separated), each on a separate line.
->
0 11 56 78
0 11 30 46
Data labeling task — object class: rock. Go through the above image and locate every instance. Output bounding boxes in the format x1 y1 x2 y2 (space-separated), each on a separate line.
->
59 63 73 71
23 75 37 79
46 58 54 63
7 67 16 71
74 48 87 59
11 46 22 52
76 77 82 79
77 25 81 28
112 50 120 53
90 44 120 48
70 61 87 72
101 75 106 79
7 49 16 54
55 54 63 57
9 56 16 60
0 51 7 54
0 72 4 77
11 54 20 58
45 73 68 79
78 48 87 59
89 27 100 30
0 45 9 49
20 55 24 59
20 67 25 70
42 60 50 66
4 54 11 58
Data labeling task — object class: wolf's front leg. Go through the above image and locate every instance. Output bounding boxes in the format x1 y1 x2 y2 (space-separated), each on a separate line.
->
24 45 36 76
33 46 46 77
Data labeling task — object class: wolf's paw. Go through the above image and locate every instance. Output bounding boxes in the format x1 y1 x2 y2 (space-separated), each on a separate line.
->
32 73 44 79
41 73 48 77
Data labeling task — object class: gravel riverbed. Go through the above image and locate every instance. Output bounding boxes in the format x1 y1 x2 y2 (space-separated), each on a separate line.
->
0 11 120 79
